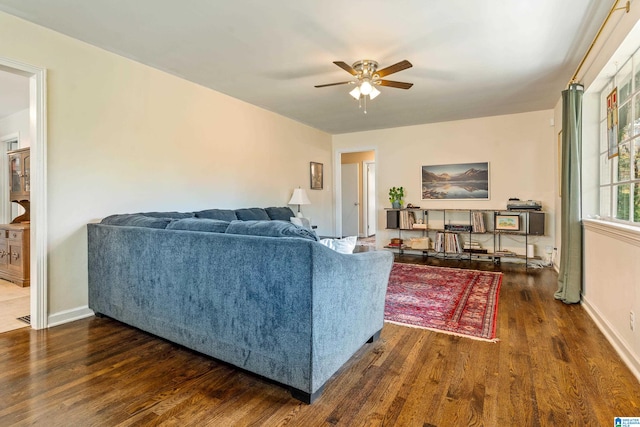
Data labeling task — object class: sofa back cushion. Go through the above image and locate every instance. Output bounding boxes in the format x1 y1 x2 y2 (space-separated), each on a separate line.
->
166 218 230 233
101 214 172 229
139 211 194 219
194 209 238 221
226 220 319 241
265 206 296 221
235 208 270 221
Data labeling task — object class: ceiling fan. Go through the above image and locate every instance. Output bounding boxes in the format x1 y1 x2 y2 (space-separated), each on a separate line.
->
315 59 413 112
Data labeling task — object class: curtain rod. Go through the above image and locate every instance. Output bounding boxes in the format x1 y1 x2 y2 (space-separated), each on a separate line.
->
569 0 631 85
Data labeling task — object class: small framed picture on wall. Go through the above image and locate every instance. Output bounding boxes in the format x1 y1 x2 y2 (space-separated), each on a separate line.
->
310 162 323 190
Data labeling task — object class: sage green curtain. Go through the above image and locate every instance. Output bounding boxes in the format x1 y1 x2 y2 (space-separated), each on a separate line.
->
555 83 583 304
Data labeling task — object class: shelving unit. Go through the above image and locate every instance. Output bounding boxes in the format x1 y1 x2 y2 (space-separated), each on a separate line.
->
385 208 545 265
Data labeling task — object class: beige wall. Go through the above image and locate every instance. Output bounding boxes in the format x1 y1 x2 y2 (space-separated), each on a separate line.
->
0 12 333 321
334 110 557 256
0 108 30 147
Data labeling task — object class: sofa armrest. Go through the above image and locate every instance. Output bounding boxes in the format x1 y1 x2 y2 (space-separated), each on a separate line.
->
308 246 394 391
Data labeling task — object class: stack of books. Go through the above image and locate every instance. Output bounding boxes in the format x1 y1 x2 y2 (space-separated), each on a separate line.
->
399 210 416 229
434 232 462 253
471 211 486 233
463 241 487 254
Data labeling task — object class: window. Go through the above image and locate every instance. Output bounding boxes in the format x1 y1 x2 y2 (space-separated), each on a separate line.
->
599 48 640 223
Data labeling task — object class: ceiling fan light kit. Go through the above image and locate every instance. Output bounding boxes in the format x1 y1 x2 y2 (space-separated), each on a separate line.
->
315 59 413 113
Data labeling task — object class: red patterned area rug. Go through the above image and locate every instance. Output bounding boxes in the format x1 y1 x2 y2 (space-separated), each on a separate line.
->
385 263 502 342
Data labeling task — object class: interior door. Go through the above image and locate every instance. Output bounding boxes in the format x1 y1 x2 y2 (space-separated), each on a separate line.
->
341 163 359 237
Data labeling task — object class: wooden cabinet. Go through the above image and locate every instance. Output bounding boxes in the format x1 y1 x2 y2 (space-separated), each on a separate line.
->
8 148 30 202
2 148 31 285
0 224 30 287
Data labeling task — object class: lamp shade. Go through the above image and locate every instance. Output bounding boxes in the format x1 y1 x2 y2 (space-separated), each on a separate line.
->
288 188 311 206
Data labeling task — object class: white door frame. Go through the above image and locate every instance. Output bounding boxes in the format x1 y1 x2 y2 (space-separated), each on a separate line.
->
333 147 376 239
362 160 376 237
0 57 48 330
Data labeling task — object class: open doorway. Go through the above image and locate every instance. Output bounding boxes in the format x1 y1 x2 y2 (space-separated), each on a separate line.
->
338 150 377 249
0 58 47 331
0 71 30 333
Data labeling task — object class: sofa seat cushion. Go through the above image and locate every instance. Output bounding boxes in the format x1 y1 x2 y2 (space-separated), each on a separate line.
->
101 214 172 229
226 220 319 241
235 208 271 221
166 218 230 233
265 206 296 221
195 209 238 221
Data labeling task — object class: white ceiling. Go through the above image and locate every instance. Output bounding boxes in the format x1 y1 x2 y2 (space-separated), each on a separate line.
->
0 0 614 134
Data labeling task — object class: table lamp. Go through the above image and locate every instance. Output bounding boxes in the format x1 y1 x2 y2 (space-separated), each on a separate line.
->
288 187 311 218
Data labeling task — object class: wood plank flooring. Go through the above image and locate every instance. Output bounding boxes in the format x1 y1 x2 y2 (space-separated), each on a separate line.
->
1 256 639 426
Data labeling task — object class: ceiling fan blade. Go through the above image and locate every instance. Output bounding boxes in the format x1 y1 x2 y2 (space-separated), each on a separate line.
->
314 81 352 88
378 80 413 89
376 60 413 78
333 61 358 76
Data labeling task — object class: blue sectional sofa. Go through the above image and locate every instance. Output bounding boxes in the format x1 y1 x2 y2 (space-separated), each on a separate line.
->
87 207 394 403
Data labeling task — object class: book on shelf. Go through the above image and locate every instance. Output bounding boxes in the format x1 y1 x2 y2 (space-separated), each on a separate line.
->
412 223 427 229
434 232 462 253
471 211 486 233
399 210 417 229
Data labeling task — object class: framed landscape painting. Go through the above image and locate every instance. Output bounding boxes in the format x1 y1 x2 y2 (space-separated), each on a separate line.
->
421 162 489 200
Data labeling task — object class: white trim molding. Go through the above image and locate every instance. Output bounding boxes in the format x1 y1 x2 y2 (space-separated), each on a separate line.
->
0 57 48 330
48 306 95 328
583 218 640 248
582 296 640 383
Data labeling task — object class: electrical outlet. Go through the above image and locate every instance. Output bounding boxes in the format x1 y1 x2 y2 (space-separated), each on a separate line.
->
631 311 635 331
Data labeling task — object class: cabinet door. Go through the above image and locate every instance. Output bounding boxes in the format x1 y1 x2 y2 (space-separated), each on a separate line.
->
0 235 8 272
7 235 23 273
9 154 22 196
23 152 30 193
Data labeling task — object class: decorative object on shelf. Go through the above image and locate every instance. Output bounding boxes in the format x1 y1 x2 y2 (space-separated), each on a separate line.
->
288 187 311 218
421 162 489 200
495 214 520 231
310 162 323 190
388 186 405 208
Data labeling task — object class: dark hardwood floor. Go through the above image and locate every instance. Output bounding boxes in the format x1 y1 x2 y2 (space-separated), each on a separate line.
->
1 255 639 426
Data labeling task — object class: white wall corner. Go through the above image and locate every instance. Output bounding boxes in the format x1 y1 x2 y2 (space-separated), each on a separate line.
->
582 297 640 383
47 306 94 328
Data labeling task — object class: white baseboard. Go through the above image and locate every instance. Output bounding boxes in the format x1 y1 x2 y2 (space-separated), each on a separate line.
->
582 296 640 383
47 306 95 327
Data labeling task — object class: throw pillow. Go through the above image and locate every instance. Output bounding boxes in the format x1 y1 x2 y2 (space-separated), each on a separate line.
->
234 208 271 221
265 206 296 221
290 217 311 229
319 236 358 254
194 209 238 221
